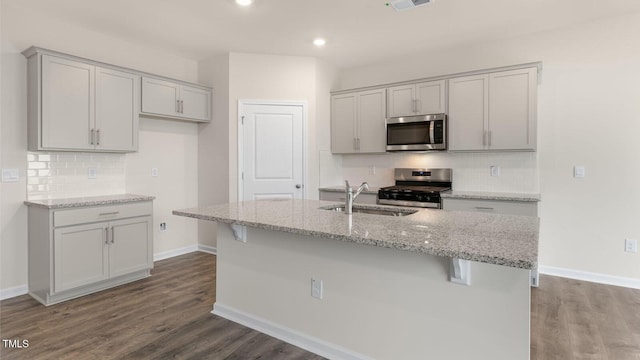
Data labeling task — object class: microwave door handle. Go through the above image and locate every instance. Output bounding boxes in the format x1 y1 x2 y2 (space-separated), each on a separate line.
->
429 121 435 144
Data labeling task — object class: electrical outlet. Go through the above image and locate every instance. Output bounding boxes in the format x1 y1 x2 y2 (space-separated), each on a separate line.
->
88 167 97 179
490 166 500 177
369 166 376 175
1 168 19 183
311 278 323 299
625 239 637 253
160 222 167 232
574 166 585 178
151 168 159 177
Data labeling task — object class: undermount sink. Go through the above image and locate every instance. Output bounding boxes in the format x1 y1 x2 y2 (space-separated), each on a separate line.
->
320 204 417 217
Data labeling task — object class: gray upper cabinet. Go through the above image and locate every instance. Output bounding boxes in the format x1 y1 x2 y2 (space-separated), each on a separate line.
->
25 49 139 152
449 67 537 151
331 88 386 154
387 80 446 117
141 77 211 122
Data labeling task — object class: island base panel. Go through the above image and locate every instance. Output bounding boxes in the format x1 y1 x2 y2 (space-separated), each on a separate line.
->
214 225 530 360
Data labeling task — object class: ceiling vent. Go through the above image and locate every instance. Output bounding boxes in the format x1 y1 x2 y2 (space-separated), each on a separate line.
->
388 0 433 12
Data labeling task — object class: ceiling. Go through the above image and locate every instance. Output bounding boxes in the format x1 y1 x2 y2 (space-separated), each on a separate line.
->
4 0 640 69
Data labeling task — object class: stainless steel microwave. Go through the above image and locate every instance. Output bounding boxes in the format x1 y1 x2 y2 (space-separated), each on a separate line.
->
386 113 447 152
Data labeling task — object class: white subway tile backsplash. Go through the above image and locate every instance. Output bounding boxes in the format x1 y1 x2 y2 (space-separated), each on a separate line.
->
27 151 126 200
339 152 539 193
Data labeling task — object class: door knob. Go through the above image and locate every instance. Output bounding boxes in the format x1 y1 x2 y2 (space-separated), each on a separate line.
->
295 184 302 189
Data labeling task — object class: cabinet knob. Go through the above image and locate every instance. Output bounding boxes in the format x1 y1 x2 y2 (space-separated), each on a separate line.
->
295 184 302 189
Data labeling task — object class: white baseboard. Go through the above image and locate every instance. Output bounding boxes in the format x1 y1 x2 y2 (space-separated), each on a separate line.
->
198 244 217 255
0 284 28 301
153 245 198 262
213 303 373 360
539 265 640 289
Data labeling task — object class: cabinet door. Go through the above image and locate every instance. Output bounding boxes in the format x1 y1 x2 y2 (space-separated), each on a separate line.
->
95 67 139 151
41 55 95 150
357 89 387 153
387 84 416 117
489 68 537 151
181 85 211 121
448 75 489 151
54 223 109 293
141 77 180 118
109 216 153 278
416 80 446 115
331 93 357 154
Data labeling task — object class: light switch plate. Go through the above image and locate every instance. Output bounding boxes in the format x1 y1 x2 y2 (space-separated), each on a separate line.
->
574 166 585 178
490 166 500 177
1 168 19 183
88 167 97 179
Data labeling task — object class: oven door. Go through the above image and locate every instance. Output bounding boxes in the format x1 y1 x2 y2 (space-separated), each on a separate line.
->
386 114 446 151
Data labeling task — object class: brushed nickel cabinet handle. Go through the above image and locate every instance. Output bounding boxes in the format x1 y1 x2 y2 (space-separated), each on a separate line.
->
474 207 495 211
180 100 184 113
176 99 180 113
90 129 95 145
105 227 110 244
96 129 100 145
99 211 119 216
111 227 115 244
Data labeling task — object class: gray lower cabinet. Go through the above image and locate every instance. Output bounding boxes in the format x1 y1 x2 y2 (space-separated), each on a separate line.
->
28 201 153 305
442 198 537 216
319 190 378 205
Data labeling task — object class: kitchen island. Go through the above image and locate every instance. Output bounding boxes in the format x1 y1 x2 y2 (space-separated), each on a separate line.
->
174 199 538 360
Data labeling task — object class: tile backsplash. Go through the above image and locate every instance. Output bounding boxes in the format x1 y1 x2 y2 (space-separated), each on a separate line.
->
339 151 539 193
27 152 126 200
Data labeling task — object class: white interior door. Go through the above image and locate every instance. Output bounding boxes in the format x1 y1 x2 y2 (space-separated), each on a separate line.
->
240 102 304 201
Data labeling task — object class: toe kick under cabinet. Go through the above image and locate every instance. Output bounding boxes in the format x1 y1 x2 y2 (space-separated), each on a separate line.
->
28 201 153 306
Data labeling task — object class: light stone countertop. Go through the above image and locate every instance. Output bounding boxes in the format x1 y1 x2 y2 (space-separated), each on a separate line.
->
440 190 541 202
24 194 155 209
318 186 380 194
173 199 539 269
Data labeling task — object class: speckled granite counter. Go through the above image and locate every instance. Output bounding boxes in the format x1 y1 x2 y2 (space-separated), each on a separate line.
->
24 194 155 209
440 190 540 202
318 186 380 194
173 199 538 269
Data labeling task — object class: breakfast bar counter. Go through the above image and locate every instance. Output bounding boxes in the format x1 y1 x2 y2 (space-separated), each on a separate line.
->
173 199 538 269
173 199 538 360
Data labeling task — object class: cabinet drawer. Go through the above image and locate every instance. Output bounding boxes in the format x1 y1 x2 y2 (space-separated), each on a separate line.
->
319 191 378 205
54 201 153 227
442 198 537 217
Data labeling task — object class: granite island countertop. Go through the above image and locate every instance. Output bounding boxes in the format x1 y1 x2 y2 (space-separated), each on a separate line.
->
174 199 538 269
24 194 155 209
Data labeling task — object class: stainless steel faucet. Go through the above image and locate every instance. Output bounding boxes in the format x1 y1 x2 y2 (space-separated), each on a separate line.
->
345 180 369 214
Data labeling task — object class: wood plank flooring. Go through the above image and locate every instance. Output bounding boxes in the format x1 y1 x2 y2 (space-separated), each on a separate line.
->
531 274 640 360
1 252 639 359
0 252 324 360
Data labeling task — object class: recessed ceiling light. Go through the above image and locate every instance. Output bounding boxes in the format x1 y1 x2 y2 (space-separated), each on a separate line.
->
236 0 252 6
313 38 326 47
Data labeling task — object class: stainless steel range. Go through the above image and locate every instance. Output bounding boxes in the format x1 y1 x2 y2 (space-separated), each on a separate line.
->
378 168 452 209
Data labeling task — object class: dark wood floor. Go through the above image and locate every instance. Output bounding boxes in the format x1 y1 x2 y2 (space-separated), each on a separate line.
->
0 252 324 360
531 274 640 360
1 252 639 359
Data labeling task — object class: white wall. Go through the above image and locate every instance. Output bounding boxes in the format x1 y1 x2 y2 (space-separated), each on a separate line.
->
0 6 200 295
196 54 230 248
337 13 640 281
226 53 338 203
